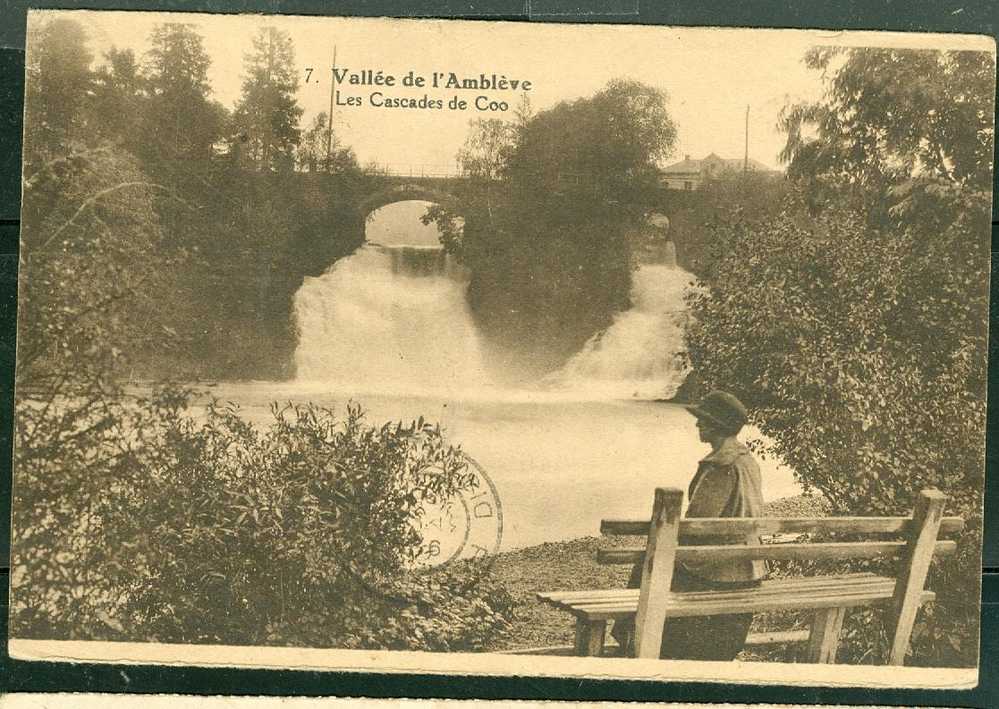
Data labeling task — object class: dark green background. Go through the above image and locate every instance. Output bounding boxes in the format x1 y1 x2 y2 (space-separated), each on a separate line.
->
0 0 996 704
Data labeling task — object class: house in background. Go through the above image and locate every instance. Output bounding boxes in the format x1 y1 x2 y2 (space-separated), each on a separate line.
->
661 152 780 190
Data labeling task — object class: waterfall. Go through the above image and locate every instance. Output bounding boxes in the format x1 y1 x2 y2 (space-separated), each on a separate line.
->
554 263 695 399
293 244 488 393
293 216 694 400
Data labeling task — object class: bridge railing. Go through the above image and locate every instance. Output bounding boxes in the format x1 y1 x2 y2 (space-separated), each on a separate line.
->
364 163 464 179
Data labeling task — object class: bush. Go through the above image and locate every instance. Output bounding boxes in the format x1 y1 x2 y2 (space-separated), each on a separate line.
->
11 388 513 650
684 197 985 666
701 47 991 666
685 197 986 514
664 171 790 276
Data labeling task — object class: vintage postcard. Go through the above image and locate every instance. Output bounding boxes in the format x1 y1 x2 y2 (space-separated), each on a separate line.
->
8 9 994 689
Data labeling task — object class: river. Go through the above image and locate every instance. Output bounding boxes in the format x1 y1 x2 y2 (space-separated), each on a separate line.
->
194 201 799 551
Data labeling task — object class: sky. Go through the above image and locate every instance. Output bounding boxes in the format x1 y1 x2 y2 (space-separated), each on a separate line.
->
29 10 995 172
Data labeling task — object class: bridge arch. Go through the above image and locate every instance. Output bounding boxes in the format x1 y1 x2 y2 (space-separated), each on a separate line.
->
357 183 463 224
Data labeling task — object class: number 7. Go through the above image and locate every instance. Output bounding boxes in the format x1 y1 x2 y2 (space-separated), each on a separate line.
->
304 67 314 83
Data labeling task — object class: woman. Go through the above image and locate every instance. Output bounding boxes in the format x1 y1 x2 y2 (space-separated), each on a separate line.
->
612 390 766 660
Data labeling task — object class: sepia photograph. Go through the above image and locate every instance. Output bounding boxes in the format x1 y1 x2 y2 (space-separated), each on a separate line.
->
7 10 994 687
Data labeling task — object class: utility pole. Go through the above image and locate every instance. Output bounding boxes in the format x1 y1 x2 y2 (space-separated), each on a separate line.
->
744 104 749 173
326 45 337 171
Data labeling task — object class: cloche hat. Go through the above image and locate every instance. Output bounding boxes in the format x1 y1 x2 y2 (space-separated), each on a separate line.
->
684 390 748 435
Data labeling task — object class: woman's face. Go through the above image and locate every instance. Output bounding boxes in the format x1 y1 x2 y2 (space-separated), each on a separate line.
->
695 416 715 443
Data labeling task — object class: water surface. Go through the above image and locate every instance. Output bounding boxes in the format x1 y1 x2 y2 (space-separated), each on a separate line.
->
194 382 799 551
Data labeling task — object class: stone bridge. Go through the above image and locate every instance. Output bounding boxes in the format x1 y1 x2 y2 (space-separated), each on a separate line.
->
294 169 473 224
356 173 471 221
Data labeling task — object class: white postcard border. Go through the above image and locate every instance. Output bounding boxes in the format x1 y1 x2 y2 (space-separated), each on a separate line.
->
8 639 978 689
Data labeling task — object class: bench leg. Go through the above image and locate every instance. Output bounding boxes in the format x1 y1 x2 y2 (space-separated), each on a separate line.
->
574 618 607 656
806 608 846 663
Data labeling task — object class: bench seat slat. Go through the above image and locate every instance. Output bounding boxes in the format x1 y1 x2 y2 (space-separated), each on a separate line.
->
597 539 957 565
539 575 894 607
538 573 887 605
547 586 935 620
568 582 895 610
600 516 965 537
568 588 935 620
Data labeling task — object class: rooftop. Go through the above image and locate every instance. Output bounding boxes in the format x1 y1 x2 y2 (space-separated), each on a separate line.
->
663 152 778 174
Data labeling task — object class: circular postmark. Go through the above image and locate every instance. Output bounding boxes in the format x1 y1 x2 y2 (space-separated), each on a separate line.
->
354 452 503 604
411 453 503 578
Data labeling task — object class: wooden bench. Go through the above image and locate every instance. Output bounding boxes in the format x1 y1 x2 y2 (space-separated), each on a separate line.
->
537 487 963 664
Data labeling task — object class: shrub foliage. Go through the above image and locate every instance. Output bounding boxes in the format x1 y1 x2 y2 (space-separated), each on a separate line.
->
12 390 513 650
684 47 991 666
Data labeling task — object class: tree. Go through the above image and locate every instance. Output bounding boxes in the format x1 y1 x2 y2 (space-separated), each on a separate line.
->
512 92 534 130
141 24 224 171
445 117 519 231
297 112 358 173
684 46 991 666
233 27 303 172
457 118 518 181
297 112 329 171
427 79 678 374
685 198 987 515
17 145 184 385
23 17 93 155
665 170 789 276
505 78 677 226
692 46 992 516
779 47 995 217
90 48 144 150
14 140 193 643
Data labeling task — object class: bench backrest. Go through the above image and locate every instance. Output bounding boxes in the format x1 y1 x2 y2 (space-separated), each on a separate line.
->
600 488 961 663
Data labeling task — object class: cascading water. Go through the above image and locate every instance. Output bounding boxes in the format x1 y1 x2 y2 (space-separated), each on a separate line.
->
553 261 695 399
293 195 694 400
286 228 800 545
294 243 488 393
